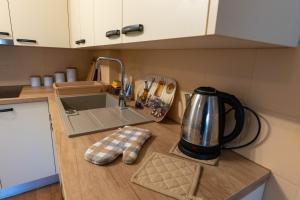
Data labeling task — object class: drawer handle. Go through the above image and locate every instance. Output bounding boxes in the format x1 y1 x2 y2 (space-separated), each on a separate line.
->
16 39 37 43
75 39 86 45
0 108 14 113
106 30 120 38
0 32 10 36
122 24 144 34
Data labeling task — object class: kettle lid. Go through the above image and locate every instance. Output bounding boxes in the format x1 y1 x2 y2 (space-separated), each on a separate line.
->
194 87 217 95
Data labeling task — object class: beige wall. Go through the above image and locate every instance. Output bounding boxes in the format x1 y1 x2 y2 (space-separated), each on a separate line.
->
104 48 300 200
1 45 299 199
0 46 92 86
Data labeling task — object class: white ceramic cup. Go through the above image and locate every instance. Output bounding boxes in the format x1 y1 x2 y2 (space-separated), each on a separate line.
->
54 72 66 83
30 76 41 87
43 75 54 87
66 67 77 82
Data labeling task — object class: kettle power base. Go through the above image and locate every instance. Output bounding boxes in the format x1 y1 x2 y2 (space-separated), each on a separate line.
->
169 140 219 166
178 139 221 159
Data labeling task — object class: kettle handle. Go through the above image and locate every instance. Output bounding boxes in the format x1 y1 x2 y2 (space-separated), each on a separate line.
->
218 92 245 145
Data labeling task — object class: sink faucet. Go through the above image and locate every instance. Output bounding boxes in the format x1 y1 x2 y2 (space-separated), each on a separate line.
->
95 56 126 109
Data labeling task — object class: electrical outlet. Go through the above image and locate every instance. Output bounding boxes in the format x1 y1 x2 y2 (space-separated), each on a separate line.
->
174 91 192 122
181 91 192 109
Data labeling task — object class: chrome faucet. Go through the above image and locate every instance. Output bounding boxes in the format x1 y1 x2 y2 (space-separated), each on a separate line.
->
95 56 126 109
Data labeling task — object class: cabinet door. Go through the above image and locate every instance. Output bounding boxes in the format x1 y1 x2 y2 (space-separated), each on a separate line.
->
79 0 94 47
94 0 122 46
122 0 209 43
68 0 81 48
0 0 13 40
0 101 56 188
68 0 94 48
8 0 69 48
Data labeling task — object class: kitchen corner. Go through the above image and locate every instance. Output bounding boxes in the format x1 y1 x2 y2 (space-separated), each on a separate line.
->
0 86 270 200
2 0 299 199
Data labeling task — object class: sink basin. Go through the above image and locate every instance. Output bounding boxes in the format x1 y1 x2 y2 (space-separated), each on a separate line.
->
57 93 152 137
61 92 118 111
0 85 22 99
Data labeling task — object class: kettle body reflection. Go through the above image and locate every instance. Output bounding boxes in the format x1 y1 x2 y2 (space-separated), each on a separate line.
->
178 87 245 160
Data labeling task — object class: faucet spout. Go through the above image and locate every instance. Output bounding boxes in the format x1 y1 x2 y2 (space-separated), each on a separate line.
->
95 56 126 109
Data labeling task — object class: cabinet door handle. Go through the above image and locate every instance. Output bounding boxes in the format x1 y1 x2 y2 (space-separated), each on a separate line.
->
16 39 37 43
0 108 14 113
122 24 144 34
106 30 120 38
75 39 86 45
0 32 10 36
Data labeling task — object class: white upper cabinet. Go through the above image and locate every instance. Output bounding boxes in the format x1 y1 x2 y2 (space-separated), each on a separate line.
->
207 0 300 47
94 0 122 46
121 0 300 47
80 0 94 47
0 0 13 41
68 0 300 48
1 0 298 48
68 0 81 48
122 0 209 44
8 0 69 48
69 0 94 48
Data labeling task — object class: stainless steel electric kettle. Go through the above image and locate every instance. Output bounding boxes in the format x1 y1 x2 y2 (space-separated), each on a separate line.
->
178 87 245 160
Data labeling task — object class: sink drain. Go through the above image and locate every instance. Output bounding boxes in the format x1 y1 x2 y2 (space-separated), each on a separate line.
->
65 109 78 115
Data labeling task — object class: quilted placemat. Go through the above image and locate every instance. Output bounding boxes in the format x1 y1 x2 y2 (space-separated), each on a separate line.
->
169 140 219 166
131 152 203 200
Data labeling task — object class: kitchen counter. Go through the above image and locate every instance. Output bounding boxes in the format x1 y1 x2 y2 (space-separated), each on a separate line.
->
0 86 51 105
1 86 270 200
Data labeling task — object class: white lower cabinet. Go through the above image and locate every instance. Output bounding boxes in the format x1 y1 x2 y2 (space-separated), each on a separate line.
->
240 183 265 200
0 101 57 199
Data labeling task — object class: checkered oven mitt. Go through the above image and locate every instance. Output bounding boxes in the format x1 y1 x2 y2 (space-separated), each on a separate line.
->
84 126 152 165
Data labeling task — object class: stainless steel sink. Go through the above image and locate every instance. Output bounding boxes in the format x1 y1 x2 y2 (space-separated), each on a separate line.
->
57 93 152 137
0 85 22 99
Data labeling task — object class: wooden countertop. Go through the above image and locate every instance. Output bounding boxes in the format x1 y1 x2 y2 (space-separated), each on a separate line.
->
3 86 270 200
0 86 51 105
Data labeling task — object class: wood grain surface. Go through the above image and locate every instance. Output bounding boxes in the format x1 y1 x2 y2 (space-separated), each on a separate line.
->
2 86 270 200
7 184 61 200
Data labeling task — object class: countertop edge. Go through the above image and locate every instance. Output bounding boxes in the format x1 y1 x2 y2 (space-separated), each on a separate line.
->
0 96 49 105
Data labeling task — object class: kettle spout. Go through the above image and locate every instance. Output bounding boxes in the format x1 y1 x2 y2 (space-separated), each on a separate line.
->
184 93 192 106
